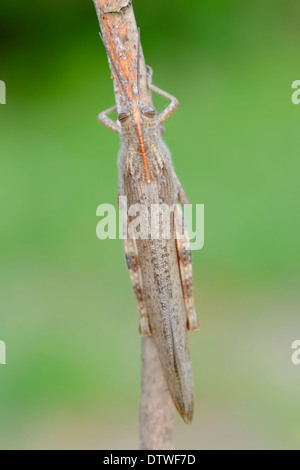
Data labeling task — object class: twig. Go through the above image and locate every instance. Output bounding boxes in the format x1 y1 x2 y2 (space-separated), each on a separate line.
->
92 0 175 450
140 338 174 450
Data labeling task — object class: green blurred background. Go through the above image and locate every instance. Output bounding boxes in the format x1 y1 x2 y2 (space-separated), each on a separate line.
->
0 0 299 449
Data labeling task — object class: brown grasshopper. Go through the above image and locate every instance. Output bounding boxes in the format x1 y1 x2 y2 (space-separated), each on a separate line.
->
97 37 199 423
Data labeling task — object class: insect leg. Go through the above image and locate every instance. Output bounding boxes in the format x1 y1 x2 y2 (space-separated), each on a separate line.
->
97 105 119 134
146 66 179 124
174 205 199 332
123 212 152 337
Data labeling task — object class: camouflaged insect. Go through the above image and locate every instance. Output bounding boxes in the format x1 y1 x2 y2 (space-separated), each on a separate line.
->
98 56 199 423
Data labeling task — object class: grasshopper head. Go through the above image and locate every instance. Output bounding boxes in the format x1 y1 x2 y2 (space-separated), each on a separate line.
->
118 104 157 128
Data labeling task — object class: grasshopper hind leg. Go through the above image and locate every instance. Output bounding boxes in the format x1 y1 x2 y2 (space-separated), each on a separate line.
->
174 205 199 332
123 213 151 337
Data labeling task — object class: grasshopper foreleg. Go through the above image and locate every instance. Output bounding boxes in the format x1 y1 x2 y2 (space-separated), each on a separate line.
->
146 65 179 125
97 105 119 134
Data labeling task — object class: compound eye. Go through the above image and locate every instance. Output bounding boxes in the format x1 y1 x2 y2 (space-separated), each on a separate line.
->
118 110 131 123
141 106 156 118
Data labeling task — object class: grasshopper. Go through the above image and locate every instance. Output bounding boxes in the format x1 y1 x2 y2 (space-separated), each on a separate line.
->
97 36 199 423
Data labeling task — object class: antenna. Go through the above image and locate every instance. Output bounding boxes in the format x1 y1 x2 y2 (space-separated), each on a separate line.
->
137 28 141 101
99 32 129 101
